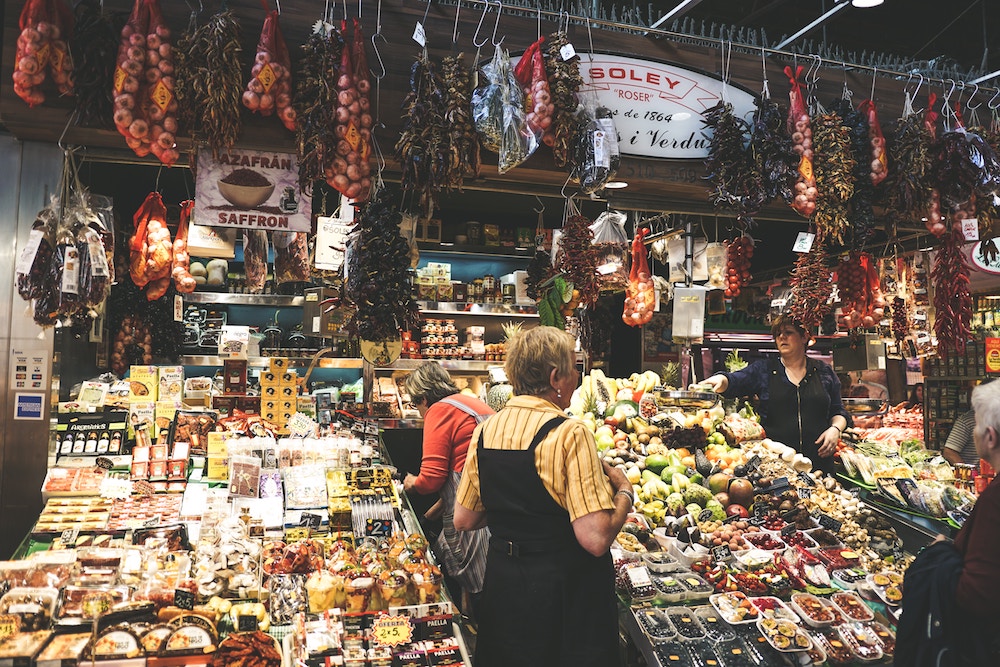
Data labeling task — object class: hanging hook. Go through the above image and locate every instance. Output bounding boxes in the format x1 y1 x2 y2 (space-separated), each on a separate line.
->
537 4 541 40
968 82 982 111
472 1 492 48
913 72 924 100
452 1 460 45
988 87 1000 110
370 32 386 79
490 0 504 47
870 66 877 101
533 195 545 214
420 0 431 28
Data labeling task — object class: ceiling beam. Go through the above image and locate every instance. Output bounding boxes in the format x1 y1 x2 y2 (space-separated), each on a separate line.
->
775 1 850 50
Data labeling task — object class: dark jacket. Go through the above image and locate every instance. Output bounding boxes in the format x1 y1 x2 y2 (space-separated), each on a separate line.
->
896 542 994 667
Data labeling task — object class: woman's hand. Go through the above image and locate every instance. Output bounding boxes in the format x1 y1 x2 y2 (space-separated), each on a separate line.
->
702 374 728 394
815 426 841 458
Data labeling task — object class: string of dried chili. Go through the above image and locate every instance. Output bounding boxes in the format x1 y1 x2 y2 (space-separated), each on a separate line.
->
812 112 855 245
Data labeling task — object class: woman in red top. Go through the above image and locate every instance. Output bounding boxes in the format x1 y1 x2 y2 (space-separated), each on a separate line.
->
402 362 493 607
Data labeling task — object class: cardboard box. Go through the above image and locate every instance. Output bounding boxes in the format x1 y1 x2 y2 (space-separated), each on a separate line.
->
223 359 248 395
206 457 229 481
128 366 158 401
206 432 229 457
236 395 261 414
158 366 184 401
211 395 238 416
155 401 180 442
129 400 156 437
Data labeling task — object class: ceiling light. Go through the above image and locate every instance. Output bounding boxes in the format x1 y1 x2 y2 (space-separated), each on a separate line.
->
604 181 629 189
851 0 883 7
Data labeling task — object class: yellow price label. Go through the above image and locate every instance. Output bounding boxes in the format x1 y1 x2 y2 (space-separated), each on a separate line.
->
798 155 814 182
257 63 277 93
113 67 127 94
0 615 20 641
35 43 51 70
50 46 65 73
345 121 361 152
151 80 172 113
371 614 414 648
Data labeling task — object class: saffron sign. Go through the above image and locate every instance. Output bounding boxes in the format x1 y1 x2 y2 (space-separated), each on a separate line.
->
194 148 311 232
577 53 757 160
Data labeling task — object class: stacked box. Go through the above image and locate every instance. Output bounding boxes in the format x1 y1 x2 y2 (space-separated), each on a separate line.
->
261 360 297 429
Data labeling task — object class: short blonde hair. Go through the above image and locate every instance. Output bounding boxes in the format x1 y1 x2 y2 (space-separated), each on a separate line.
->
405 362 459 406
505 326 576 396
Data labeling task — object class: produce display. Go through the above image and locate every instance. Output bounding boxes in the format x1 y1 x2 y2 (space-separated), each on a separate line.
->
243 8 295 131
13 0 75 107
784 65 816 218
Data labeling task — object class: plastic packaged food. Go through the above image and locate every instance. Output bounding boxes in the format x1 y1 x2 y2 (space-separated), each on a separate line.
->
685 640 727 667
269 573 308 625
832 567 868 590
273 232 311 285
709 591 760 625
641 550 681 573
756 617 812 652
624 565 657 602
56 585 129 621
814 547 859 570
0 562 32 595
714 638 759 667
867 572 904 605
305 570 341 613
375 570 409 610
281 464 328 509
819 597 846 625
654 640 692 665
633 606 676 642
35 632 92 663
743 532 785 551
650 572 685 603
810 629 852 664
344 575 375 613
140 624 173 654
838 622 883 662
735 548 774 570
692 605 737 642
781 530 817 550
24 551 76 588
830 591 875 622
75 547 123 584
666 607 707 641
677 572 714 601
790 592 836 627
868 621 896 657
0 630 53 660
0 587 58 631
750 596 799 623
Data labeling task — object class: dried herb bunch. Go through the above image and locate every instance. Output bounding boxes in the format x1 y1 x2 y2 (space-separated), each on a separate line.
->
346 189 420 341
294 26 343 192
72 0 123 127
970 121 1000 243
526 249 553 301
703 102 755 222
396 51 449 213
830 98 875 250
543 32 583 168
555 214 601 306
174 10 243 156
885 111 934 221
930 128 1000 211
812 112 855 245
932 227 972 355
441 54 481 181
785 242 833 332
748 95 795 209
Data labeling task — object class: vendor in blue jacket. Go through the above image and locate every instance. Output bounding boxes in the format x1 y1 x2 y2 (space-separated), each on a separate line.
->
702 316 851 473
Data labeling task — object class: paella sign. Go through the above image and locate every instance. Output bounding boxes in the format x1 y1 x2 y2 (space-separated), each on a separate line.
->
194 148 312 232
577 53 757 160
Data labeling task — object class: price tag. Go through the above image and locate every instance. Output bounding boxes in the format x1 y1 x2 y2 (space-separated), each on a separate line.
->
768 476 791 494
95 456 114 470
174 588 195 610
237 615 258 632
626 566 652 588
412 21 426 46
698 508 715 523
711 544 732 562
792 231 816 253
753 502 769 518
365 517 393 538
142 515 160 528
745 455 761 474
799 486 812 499
288 412 319 438
962 218 980 241
749 514 767 527
59 527 80 546
0 615 19 642
723 513 743 524
371 614 415 648
560 42 577 60
299 512 323 530
174 295 184 322
817 513 843 532
889 543 905 562
781 523 797 537
797 471 816 487
770 298 787 308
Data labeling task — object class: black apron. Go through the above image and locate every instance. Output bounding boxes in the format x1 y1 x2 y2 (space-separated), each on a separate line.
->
765 358 834 473
474 416 621 667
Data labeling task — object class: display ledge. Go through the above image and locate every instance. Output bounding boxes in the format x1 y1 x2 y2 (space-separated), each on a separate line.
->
417 241 534 258
181 356 364 369
382 359 502 372
417 301 538 317
184 292 305 306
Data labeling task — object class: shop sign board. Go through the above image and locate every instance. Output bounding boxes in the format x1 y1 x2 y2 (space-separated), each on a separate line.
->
577 53 757 159
986 338 1000 373
194 148 311 232
969 240 1000 275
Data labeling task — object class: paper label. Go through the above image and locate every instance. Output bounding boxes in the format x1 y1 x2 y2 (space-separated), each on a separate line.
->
113 66 127 94
257 62 277 93
799 155 814 182
0 615 18 642
345 120 361 151
60 526 80 545
150 80 172 113
626 566 652 588
288 412 318 437
412 21 426 46
792 231 815 253
560 43 577 60
371 614 414 648
16 230 44 274
593 130 609 168
962 218 980 241
88 233 110 277
61 245 80 294
174 295 184 322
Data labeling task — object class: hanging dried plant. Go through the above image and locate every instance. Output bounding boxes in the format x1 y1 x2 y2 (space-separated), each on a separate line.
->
703 102 755 222
785 241 833 332
830 98 875 250
812 112 855 245
543 32 583 168
748 94 796 210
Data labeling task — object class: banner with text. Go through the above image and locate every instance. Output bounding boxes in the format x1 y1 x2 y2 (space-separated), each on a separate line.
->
194 148 311 232
576 53 757 160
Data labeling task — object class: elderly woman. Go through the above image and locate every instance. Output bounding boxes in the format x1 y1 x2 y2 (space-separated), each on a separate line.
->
454 326 632 667
401 362 493 606
702 315 850 473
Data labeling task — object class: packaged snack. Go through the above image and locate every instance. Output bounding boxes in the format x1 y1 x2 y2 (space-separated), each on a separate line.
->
692 605 737 642
0 587 58 631
830 591 875 623
709 591 760 625
790 592 836 627
268 573 308 625
281 464 328 509
634 606 676 642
